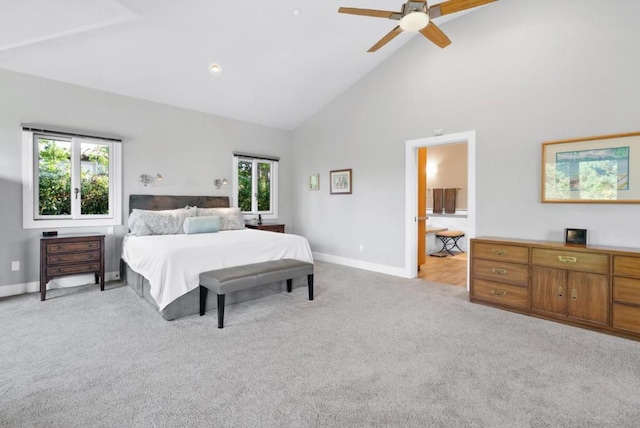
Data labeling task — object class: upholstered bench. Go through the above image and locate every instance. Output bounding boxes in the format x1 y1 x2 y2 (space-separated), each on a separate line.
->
199 259 314 328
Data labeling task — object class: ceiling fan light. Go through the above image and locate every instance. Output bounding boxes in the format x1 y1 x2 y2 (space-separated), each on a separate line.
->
399 12 429 32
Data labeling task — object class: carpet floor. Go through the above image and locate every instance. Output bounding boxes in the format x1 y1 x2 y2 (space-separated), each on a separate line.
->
1 261 639 427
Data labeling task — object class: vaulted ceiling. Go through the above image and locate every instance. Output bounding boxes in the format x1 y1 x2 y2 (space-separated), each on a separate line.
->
0 0 489 130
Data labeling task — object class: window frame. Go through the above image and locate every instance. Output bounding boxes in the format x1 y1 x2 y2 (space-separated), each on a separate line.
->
22 130 122 229
232 155 279 219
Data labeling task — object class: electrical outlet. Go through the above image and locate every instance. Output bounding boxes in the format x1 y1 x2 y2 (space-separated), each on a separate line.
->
11 261 20 271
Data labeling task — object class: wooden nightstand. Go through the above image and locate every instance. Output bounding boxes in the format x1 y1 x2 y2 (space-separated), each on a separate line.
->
245 223 285 233
40 234 105 301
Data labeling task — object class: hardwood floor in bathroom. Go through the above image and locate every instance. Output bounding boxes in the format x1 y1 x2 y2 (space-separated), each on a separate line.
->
418 252 467 287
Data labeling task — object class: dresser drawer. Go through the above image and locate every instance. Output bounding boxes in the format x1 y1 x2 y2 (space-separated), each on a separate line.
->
47 251 101 266
531 248 609 274
473 259 529 287
47 262 101 277
613 276 640 305
46 240 102 254
613 256 640 278
472 279 528 310
473 242 529 264
612 303 640 334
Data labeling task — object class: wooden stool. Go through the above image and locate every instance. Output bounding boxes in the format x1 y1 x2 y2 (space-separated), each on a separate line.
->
435 230 465 255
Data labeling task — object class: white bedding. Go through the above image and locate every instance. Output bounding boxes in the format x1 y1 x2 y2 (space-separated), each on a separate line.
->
122 229 313 310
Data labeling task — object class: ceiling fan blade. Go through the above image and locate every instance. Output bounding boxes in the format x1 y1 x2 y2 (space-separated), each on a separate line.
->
419 22 451 48
368 26 403 52
338 7 397 18
430 0 497 17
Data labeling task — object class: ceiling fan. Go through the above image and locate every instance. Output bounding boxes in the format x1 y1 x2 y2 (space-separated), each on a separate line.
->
338 0 498 52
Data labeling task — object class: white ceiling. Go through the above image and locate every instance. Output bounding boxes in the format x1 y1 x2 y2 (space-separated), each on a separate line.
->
0 0 482 130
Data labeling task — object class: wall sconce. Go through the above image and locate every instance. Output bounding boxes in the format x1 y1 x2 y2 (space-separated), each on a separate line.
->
214 178 228 189
139 173 163 186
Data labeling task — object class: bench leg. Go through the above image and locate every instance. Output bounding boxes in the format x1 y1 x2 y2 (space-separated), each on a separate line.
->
308 274 314 300
199 286 208 316
287 278 292 293
217 294 225 329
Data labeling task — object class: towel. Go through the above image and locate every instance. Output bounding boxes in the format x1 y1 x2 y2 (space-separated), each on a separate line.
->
444 188 457 214
432 188 443 214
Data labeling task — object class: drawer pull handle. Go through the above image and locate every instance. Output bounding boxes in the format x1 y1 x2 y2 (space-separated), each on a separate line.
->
558 287 563 298
492 268 507 275
571 289 577 300
557 256 577 263
492 249 506 256
491 289 507 297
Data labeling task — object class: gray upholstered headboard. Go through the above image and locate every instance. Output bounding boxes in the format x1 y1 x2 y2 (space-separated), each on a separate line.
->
129 195 230 213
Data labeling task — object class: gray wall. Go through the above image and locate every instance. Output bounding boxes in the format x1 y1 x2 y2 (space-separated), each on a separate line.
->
0 68 291 292
291 0 640 269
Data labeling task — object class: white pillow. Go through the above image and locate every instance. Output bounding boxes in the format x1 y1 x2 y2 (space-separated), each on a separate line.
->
196 207 245 230
128 207 196 236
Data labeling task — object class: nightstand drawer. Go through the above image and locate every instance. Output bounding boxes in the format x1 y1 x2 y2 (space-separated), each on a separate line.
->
46 240 102 253
472 279 529 310
47 251 101 266
47 262 101 277
473 259 529 287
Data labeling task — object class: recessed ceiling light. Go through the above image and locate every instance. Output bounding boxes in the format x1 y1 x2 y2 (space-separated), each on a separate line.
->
292 9 300 16
209 64 222 75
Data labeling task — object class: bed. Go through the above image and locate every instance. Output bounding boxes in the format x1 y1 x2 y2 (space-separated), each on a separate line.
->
121 195 314 320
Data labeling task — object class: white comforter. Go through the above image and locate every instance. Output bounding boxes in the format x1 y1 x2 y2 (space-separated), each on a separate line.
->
122 229 313 310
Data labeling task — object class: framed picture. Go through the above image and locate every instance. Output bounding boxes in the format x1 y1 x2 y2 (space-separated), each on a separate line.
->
565 228 588 246
542 131 640 203
330 169 352 194
309 173 319 191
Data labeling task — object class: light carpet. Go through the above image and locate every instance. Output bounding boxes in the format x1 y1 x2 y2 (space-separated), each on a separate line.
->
1 261 639 427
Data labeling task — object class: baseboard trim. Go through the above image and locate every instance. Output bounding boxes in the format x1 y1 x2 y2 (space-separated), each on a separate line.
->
312 252 410 278
0 271 120 298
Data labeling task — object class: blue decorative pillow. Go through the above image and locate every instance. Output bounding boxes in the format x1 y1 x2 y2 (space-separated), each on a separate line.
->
183 216 220 234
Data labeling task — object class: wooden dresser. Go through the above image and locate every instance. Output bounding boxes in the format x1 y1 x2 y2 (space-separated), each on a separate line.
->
40 234 105 301
470 237 640 341
245 223 285 233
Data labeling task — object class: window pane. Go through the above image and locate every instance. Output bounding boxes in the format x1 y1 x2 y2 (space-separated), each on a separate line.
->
38 138 71 216
257 161 271 212
80 142 110 215
238 160 253 212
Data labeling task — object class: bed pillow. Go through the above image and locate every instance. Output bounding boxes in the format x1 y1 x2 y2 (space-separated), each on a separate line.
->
183 216 220 234
128 207 196 236
196 207 245 230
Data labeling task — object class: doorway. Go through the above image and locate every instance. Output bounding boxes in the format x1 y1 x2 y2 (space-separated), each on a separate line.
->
404 131 476 290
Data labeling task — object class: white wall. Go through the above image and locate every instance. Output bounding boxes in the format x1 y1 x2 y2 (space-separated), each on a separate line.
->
291 0 640 271
0 68 292 294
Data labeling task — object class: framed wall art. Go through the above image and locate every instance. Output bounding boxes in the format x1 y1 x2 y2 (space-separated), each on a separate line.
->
309 173 319 191
330 169 352 195
542 131 640 203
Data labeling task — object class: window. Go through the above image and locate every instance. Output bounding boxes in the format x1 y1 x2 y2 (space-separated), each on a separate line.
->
22 128 122 229
233 153 279 218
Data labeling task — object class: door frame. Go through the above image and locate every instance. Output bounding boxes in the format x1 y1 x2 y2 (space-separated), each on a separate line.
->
404 130 477 287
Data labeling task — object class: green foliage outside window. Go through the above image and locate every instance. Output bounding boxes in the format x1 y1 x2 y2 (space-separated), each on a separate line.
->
38 138 110 216
237 159 272 213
